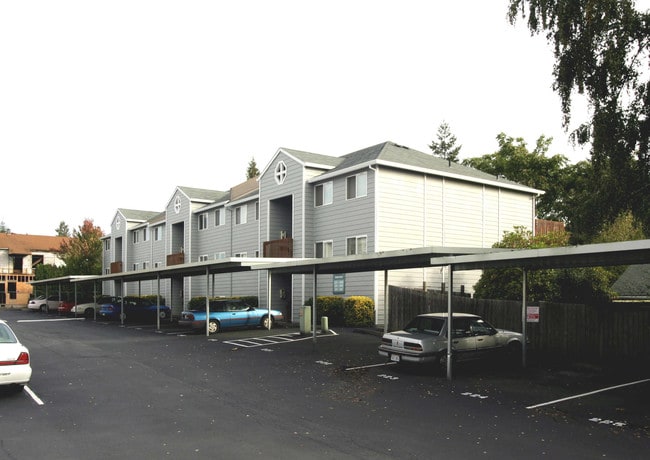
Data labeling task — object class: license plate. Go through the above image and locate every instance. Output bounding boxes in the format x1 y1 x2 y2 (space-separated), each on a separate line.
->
390 354 401 362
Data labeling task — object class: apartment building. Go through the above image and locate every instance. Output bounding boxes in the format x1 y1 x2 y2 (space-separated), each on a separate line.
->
101 141 542 324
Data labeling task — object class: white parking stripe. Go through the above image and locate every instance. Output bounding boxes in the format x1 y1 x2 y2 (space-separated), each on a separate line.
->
345 362 397 371
17 318 85 323
24 386 44 406
526 378 650 409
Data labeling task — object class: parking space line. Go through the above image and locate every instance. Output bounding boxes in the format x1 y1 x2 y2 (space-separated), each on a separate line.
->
526 377 650 409
24 386 44 406
222 331 337 348
345 362 398 371
17 318 85 323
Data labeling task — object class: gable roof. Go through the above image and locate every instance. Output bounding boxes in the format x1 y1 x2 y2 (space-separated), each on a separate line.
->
176 186 229 203
117 209 161 223
0 233 69 255
310 141 544 195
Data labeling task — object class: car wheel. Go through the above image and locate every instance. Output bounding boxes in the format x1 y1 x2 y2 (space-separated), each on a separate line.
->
40 305 46 313
159 311 167 320
84 308 95 319
261 315 273 329
208 320 220 334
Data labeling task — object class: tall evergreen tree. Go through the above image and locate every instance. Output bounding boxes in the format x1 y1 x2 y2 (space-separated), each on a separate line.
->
246 157 260 179
429 121 462 162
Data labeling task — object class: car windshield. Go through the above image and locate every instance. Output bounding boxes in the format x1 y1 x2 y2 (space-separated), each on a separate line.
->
403 317 444 336
0 323 18 344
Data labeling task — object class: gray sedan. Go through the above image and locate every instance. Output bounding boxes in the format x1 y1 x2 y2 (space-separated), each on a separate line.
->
378 312 523 367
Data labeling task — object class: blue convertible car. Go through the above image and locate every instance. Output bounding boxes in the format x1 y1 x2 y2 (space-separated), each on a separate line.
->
98 296 172 323
179 299 284 334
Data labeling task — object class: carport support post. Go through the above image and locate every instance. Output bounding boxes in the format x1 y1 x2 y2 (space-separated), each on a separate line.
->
521 268 527 368
205 267 210 337
156 274 161 331
446 265 453 381
266 271 271 330
383 270 388 333
312 266 317 345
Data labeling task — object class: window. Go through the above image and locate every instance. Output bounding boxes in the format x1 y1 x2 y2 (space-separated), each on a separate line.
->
215 209 224 226
142 261 149 270
216 252 227 259
315 181 333 206
154 262 161 268
274 161 287 184
235 205 247 225
234 252 247 258
347 172 367 199
104 240 111 251
132 263 139 271
153 226 162 241
199 254 209 262
346 236 367 255
132 231 139 244
315 241 333 258
255 201 259 221
143 228 149 242
198 213 208 230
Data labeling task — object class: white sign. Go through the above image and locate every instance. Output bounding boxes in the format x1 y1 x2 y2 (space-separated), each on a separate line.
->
527 306 540 323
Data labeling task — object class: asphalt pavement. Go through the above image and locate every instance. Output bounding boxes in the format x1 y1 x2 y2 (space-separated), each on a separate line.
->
0 307 648 459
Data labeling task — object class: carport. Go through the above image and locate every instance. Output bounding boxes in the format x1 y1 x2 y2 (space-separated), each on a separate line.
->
33 239 650 380
254 239 650 380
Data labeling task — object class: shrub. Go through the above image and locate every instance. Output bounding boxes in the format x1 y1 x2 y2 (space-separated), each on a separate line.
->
187 296 258 310
305 296 345 326
141 294 166 305
343 296 375 327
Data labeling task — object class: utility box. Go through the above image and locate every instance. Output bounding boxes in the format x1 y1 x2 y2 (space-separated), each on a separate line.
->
300 305 311 334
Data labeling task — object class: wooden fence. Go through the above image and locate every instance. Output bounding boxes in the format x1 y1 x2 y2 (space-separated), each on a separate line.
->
388 286 650 361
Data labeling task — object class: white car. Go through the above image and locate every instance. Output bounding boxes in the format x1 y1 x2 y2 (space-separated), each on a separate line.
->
378 312 523 367
69 296 119 318
27 295 62 312
0 319 32 391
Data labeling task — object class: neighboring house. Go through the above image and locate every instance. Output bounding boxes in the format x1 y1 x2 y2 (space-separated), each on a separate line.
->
611 264 650 302
101 141 543 324
0 233 69 306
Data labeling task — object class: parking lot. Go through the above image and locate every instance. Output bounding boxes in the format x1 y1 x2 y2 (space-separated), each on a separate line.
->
1 307 648 459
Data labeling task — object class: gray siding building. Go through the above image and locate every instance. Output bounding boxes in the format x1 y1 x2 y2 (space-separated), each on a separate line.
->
101 142 542 324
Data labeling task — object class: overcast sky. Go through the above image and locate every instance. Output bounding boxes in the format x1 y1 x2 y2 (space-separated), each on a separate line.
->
2 1 647 236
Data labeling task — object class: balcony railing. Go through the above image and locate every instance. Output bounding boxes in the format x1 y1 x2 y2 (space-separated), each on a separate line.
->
167 252 185 266
110 261 123 273
263 238 293 258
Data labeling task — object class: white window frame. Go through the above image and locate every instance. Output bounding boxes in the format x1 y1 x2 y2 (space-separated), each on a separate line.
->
104 240 111 251
216 252 227 259
215 209 224 226
234 252 247 258
198 213 208 230
346 235 367 256
235 205 248 225
154 226 162 241
198 254 209 262
315 240 333 258
346 171 367 200
315 181 333 207
132 231 139 244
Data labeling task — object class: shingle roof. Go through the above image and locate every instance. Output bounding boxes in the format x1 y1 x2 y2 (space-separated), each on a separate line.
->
611 264 650 299
0 233 70 255
177 186 229 203
333 141 527 188
118 209 162 222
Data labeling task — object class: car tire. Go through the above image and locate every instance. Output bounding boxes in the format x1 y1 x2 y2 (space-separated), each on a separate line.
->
261 315 273 329
208 320 220 334
159 311 167 320
84 308 95 319
40 305 46 313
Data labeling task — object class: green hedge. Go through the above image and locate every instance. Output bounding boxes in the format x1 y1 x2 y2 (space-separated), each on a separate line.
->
187 296 259 310
141 295 167 305
305 295 374 327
